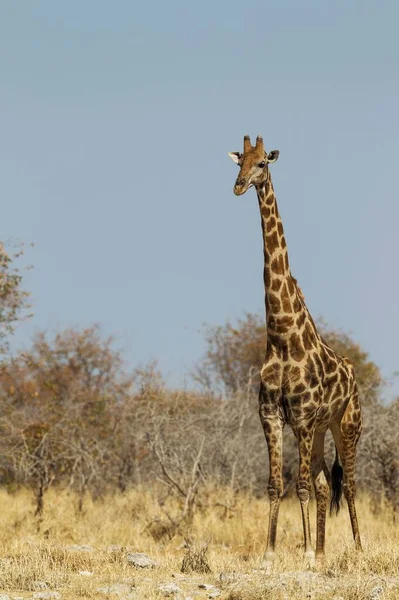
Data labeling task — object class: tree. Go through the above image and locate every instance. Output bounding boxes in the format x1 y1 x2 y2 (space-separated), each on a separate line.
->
0 241 32 354
194 314 266 394
12 421 58 519
359 399 399 514
0 325 134 512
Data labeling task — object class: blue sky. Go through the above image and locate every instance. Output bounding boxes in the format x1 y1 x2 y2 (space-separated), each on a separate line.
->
1 1 398 398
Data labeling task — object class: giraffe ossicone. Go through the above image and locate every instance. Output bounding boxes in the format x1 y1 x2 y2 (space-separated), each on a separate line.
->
229 134 363 560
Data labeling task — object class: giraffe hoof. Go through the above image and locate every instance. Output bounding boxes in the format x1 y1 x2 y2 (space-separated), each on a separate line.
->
304 549 315 567
261 551 275 571
263 551 275 563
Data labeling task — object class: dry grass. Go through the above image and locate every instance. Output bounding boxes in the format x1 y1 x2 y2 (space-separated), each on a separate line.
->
0 487 397 599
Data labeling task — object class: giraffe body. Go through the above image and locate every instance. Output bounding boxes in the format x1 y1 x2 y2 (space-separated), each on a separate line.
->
229 135 362 560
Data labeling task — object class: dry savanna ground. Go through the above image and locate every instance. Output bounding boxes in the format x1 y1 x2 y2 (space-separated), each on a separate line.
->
0 488 397 600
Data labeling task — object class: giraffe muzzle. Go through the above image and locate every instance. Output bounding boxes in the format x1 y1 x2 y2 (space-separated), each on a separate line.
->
234 178 247 195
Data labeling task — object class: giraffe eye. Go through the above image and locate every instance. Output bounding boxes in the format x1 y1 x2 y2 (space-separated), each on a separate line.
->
258 161 266 168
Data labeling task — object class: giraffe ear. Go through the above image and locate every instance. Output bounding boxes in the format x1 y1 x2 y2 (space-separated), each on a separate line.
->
267 150 280 163
228 152 241 164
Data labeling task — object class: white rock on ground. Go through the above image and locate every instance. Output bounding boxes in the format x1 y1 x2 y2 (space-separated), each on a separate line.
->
158 583 182 596
369 586 384 600
32 593 62 600
107 545 122 553
198 584 221 598
126 552 159 568
96 584 133 596
32 582 48 591
66 544 94 553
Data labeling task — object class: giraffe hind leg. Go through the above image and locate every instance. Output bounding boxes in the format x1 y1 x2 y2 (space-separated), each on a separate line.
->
330 447 343 515
331 398 362 551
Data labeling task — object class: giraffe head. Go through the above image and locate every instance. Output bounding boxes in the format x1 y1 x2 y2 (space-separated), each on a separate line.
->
229 135 279 196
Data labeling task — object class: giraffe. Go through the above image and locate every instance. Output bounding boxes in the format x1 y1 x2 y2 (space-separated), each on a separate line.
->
228 135 362 561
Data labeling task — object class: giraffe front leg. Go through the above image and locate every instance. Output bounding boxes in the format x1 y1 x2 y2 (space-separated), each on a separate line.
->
296 424 316 561
259 384 284 564
311 431 331 559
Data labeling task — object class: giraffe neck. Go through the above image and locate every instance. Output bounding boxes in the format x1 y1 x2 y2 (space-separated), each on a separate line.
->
256 173 304 335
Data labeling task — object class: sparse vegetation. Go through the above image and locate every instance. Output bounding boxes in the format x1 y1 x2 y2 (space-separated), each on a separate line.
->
0 314 395 519
0 487 396 599
0 241 397 598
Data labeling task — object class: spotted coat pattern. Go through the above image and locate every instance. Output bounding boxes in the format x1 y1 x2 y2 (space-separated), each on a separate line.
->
230 135 362 560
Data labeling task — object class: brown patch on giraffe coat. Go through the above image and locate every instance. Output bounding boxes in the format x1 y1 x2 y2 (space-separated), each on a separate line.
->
289 391 313 416
313 353 325 375
289 395 301 407
280 283 292 313
260 419 273 434
304 358 319 388
292 297 302 312
271 315 295 333
267 231 280 254
284 253 289 270
287 277 295 295
287 365 301 382
271 255 285 274
263 180 272 196
266 194 274 206
290 333 305 362
267 330 281 347
277 221 283 236
342 382 350 398
296 312 306 328
303 322 315 351
325 356 338 374
267 216 277 232
325 372 339 386
268 293 281 313
294 383 306 394
261 361 281 385
261 205 271 219
281 342 290 363
303 403 318 421
271 278 283 292
339 365 349 379
334 382 344 399
264 266 274 288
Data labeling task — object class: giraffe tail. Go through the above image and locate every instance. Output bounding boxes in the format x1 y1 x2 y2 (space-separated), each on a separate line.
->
330 447 343 515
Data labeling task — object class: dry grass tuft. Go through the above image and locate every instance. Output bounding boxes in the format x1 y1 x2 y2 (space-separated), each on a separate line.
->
181 544 211 574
